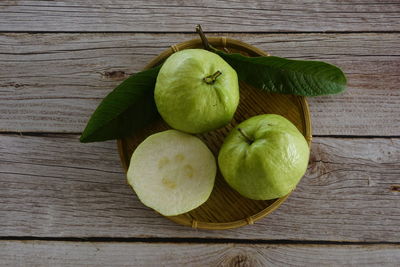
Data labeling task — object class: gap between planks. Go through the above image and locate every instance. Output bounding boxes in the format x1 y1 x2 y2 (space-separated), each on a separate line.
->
2 132 400 139
1 31 400 34
1 236 400 246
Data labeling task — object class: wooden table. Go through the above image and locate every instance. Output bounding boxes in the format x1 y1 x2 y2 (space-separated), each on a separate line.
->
1 1 399 266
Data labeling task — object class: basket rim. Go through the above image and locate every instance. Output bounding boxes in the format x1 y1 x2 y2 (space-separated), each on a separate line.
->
117 36 312 230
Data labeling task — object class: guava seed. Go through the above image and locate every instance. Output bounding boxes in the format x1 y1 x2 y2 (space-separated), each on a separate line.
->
161 177 176 189
158 157 170 169
175 154 185 162
183 164 194 178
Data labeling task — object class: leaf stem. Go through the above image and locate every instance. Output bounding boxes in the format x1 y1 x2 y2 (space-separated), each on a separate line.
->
196 24 211 50
237 128 253 145
203 71 222 84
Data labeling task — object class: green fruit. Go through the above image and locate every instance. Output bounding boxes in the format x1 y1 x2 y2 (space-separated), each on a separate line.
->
127 130 216 216
218 114 310 200
154 49 239 133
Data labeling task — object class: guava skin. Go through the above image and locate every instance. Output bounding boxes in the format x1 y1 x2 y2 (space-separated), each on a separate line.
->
154 49 239 134
218 114 310 200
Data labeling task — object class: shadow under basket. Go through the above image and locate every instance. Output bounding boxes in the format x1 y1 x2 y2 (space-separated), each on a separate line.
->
117 37 312 230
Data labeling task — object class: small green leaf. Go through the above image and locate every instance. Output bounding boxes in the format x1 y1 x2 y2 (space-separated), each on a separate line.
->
213 49 347 96
80 66 161 143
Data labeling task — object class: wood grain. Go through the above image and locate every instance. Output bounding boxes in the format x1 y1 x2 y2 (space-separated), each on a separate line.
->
1 241 400 266
1 134 399 241
1 33 399 135
0 1 399 32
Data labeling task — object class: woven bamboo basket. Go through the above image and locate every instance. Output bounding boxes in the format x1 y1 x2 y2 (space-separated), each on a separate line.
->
117 37 312 230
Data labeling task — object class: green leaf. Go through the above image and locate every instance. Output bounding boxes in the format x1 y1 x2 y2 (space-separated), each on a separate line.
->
213 49 347 96
80 66 161 143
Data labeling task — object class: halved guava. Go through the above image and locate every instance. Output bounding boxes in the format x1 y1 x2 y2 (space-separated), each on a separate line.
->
127 130 216 216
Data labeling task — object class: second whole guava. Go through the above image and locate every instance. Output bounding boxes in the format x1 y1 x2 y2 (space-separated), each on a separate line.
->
218 114 310 200
154 49 239 133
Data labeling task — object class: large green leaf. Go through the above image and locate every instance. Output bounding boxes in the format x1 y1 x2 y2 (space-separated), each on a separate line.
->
80 66 161 143
214 49 347 96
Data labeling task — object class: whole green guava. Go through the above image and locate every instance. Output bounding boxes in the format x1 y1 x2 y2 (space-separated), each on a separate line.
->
218 114 310 200
154 49 239 133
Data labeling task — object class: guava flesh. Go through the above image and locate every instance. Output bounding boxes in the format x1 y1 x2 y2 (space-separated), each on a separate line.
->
127 130 216 216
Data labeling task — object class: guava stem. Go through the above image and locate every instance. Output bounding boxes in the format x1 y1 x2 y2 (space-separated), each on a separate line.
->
203 71 222 84
237 128 253 145
196 24 211 51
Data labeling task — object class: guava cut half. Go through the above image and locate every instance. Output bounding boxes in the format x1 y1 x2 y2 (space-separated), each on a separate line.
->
127 130 216 216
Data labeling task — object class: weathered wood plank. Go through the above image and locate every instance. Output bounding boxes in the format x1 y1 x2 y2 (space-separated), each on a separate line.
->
0 134 399 241
1 241 400 266
0 0 399 32
1 33 399 135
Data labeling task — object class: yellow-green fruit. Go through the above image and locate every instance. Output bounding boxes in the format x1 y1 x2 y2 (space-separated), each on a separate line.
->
218 114 310 200
154 49 239 133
